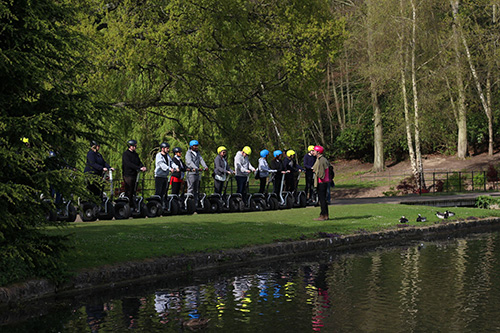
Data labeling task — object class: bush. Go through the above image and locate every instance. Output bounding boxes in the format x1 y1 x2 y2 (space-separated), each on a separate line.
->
476 195 500 209
487 165 499 182
396 175 418 195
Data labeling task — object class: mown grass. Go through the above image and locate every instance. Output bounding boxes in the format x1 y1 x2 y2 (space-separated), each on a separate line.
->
51 204 500 273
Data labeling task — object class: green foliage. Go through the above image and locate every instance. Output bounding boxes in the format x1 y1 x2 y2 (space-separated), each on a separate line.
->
443 172 467 192
334 125 373 160
0 0 104 285
475 195 500 209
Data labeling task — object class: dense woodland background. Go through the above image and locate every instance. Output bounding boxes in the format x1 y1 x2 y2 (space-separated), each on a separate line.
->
2 0 500 284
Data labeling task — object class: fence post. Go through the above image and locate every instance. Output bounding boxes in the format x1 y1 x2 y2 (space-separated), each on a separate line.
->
433 172 435 193
446 172 449 192
484 171 487 191
459 172 461 192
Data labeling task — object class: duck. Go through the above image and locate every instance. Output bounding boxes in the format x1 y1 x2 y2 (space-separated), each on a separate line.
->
445 210 455 217
399 216 409 223
436 211 448 219
416 214 427 222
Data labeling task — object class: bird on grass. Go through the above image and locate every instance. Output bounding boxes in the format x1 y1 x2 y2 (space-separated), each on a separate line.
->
445 210 455 217
416 214 427 222
399 216 409 223
436 211 449 219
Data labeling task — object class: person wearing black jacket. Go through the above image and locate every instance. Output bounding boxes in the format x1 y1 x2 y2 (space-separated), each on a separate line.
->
122 140 146 208
170 147 187 195
269 150 289 195
84 141 114 198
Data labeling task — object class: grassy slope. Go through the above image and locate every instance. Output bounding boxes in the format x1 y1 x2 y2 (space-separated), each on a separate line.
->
53 204 500 272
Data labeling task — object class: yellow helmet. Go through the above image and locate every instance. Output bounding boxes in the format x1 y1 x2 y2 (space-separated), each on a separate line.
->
242 146 252 155
217 146 227 154
308 145 315 152
286 150 296 157
21 137 29 144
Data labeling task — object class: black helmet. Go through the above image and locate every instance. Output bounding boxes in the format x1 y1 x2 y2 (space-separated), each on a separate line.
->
90 140 99 147
127 139 137 147
160 142 170 148
173 147 182 153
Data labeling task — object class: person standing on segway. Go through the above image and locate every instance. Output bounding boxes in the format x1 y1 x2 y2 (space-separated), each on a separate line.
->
270 150 289 195
84 141 114 199
234 146 255 200
185 140 208 204
170 147 186 195
122 140 147 210
283 150 303 192
214 146 234 194
303 145 316 202
312 145 330 221
257 149 276 193
154 142 178 199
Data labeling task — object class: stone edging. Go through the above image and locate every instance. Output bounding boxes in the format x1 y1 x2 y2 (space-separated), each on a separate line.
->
1 217 500 306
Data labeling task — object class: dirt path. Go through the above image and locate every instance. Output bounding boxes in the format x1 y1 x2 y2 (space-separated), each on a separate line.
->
332 152 500 199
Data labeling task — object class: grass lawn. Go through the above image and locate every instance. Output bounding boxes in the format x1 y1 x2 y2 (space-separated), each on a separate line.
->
51 204 500 273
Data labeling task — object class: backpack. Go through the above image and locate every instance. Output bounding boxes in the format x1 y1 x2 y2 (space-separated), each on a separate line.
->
328 165 335 187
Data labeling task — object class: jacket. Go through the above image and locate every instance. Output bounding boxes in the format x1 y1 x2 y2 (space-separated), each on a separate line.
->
171 155 186 179
234 151 255 177
303 153 316 170
312 154 330 186
84 150 111 176
155 152 178 178
185 149 207 174
258 157 275 178
214 154 232 181
122 149 143 177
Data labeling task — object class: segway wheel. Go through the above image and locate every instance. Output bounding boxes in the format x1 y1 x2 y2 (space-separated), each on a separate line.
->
250 198 264 211
259 198 268 210
66 204 77 222
199 197 211 214
186 198 196 215
101 201 115 220
268 197 279 211
169 198 180 215
285 195 294 209
209 198 221 213
81 202 97 222
139 202 148 218
147 201 162 217
114 202 131 219
298 194 307 208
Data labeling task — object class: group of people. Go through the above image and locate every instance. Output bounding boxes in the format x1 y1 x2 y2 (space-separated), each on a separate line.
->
84 140 332 220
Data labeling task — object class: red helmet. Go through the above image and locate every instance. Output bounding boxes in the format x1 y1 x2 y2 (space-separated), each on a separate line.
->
314 145 324 154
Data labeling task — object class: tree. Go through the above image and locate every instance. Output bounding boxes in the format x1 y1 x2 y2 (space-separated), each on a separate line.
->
0 0 104 285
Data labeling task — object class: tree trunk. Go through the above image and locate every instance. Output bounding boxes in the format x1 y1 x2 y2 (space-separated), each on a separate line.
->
451 0 468 159
410 0 425 189
367 0 384 172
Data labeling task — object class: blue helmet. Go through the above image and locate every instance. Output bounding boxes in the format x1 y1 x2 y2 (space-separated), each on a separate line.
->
189 140 199 147
273 150 282 158
260 149 269 158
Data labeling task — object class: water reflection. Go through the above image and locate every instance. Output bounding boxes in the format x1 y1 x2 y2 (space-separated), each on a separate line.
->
4 232 500 332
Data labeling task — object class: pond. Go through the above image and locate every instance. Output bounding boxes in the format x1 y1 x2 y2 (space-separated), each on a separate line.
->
3 231 500 332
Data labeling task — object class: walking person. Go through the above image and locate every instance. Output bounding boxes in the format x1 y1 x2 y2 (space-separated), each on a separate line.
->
154 142 178 199
234 146 255 200
214 146 234 194
257 149 276 193
312 145 330 221
122 139 147 210
303 145 316 202
84 140 114 199
170 147 186 195
185 140 208 203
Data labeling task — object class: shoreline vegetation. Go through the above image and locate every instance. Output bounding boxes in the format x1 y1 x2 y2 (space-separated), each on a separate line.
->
3 203 500 306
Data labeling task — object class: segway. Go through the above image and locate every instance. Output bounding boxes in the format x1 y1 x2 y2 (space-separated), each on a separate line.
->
44 193 78 222
80 170 115 222
243 173 267 211
263 173 280 210
292 172 307 208
146 175 181 217
276 173 294 209
130 171 148 218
